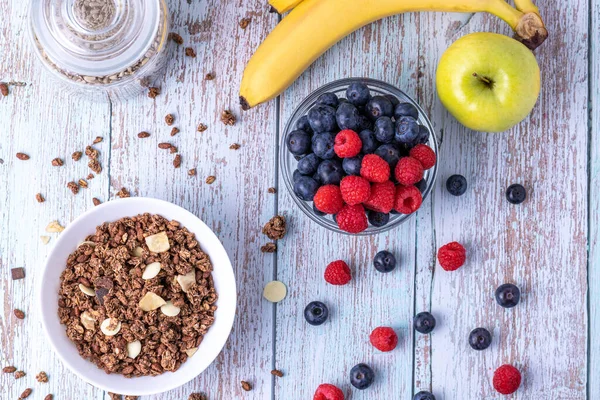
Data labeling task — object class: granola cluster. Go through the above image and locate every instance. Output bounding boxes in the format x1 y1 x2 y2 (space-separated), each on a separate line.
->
58 213 218 377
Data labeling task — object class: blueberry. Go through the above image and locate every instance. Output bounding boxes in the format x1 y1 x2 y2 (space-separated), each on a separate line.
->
468 328 492 350
373 250 396 273
349 363 375 390
316 92 339 108
304 301 328 326
365 95 394 120
313 203 326 216
414 312 436 334
336 102 360 131
395 116 419 145
359 129 378 154
293 176 319 201
308 104 338 133
357 114 373 131
394 102 419 120
446 174 468 196
368 211 390 227
375 144 401 169
297 153 321 175
415 179 428 193
338 97 348 104
286 130 312 155
417 125 430 144
296 115 313 134
343 155 363 176
384 94 400 107
414 391 436 400
374 117 395 143
317 159 344 185
506 184 526 204
312 132 336 159
312 172 322 184
495 283 520 308
346 81 371 106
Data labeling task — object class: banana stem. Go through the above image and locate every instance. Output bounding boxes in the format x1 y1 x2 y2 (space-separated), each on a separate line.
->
483 0 547 50
514 0 540 14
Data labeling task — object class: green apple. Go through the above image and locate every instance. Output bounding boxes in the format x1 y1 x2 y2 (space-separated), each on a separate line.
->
436 32 540 133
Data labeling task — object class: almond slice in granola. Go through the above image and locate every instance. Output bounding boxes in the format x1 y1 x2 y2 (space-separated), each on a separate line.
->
45 221 65 233
145 231 170 253
127 340 142 359
160 301 181 317
100 318 122 336
79 284 96 297
80 311 96 330
138 292 166 311
132 246 144 257
176 270 196 293
185 347 198 357
78 241 96 248
263 280 287 303
142 262 161 280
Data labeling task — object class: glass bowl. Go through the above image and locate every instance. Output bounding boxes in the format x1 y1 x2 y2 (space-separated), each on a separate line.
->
280 78 439 236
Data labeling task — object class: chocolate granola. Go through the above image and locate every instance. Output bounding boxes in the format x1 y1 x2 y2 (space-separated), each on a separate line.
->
58 214 218 377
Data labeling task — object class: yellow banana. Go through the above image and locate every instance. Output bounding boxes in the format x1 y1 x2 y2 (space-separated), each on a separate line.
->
269 0 304 14
240 0 547 110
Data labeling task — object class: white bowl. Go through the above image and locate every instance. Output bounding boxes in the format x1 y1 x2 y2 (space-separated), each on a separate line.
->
39 197 237 396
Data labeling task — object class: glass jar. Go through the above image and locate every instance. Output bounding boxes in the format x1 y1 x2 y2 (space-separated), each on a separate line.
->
29 0 169 101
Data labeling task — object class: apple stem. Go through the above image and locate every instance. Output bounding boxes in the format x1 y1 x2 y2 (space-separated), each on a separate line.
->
473 73 493 85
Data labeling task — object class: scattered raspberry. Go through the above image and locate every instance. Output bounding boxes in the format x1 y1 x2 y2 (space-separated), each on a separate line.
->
314 185 345 214
313 383 344 400
324 260 352 285
369 327 398 352
340 175 370 205
364 181 395 213
361 154 390 183
493 365 521 395
437 241 466 271
409 144 436 170
336 204 368 234
394 185 423 214
334 129 362 158
395 156 424 186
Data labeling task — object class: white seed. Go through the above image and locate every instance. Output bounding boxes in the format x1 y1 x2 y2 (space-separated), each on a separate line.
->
79 284 96 297
176 270 196 293
80 311 96 330
40 236 50 245
145 231 170 253
263 281 287 303
142 262 161 280
160 301 181 317
132 246 144 257
138 292 166 311
100 318 121 336
127 340 142 359
185 347 198 357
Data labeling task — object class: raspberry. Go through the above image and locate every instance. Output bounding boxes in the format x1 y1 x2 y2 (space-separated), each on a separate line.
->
324 260 352 285
493 365 521 395
369 327 398 352
334 129 362 158
394 185 423 214
314 384 344 400
336 204 368 234
314 185 344 214
364 181 395 213
340 175 370 205
437 241 466 271
360 154 390 183
409 144 436 170
395 156 424 186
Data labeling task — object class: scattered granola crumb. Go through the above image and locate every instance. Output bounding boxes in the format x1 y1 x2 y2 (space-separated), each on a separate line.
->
170 127 180 136
173 154 181 168
93 136 103 144
124 396 137 400
188 393 207 400
36 193 45 203
51 158 63 166
170 146 178 154
165 114 175 126
148 87 160 98
158 142 172 149
87 173 94 180
205 176 216 185
46 221 65 232
67 181 79 195
116 187 130 198
14 370 26 379
261 243 277 253
138 131 150 138
220 110 236 126
85 145 99 159
13 309 25 319
188 168 197 177
268 187 277 194
19 388 32 399
16 152 30 160
44 395 53 400
271 369 284 377
205 73 215 80
239 17 251 29
0 82 8 97
36 371 48 383
78 179 88 188
88 159 102 173
2 366 16 373
241 381 252 391
72 151 83 161
108 393 122 400
169 32 184 45
11 268 25 280
40 236 50 245
185 47 197 57
262 215 286 240
197 123 207 132
229 143 241 150
92 197 102 206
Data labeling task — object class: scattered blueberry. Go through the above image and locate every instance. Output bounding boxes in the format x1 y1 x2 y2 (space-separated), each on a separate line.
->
312 132 336 159
286 130 312 155
414 312 436 334
346 82 371 106
368 211 390 227
468 328 492 351
375 144 401 169
359 129 378 154
446 174 467 196
384 94 400 107
293 176 319 201
395 116 420 145
373 250 396 273
296 115 313 134
308 104 337 133
495 284 521 308
292 169 302 183
297 153 321 175
506 184 527 204
342 155 363 176
313 203 326 216
316 92 339 108
394 102 419 120
304 301 329 326
365 95 394 120
374 116 395 143
414 391 436 400
350 363 375 390
336 102 361 131
317 159 344 185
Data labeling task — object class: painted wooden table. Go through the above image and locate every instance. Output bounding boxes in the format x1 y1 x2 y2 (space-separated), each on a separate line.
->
0 0 596 399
